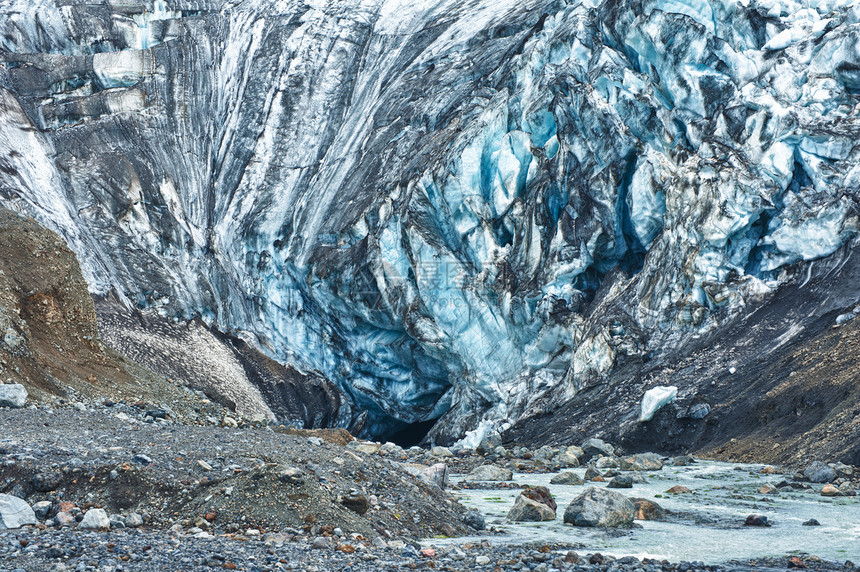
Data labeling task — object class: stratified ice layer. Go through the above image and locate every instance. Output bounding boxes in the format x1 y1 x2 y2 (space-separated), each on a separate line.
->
0 0 858 439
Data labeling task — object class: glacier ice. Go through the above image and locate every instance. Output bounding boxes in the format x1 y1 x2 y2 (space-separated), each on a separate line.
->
0 0 859 441
639 386 679 422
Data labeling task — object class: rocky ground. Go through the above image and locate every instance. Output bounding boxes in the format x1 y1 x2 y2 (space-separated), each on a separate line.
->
1 529 855 572
0 406 471 540
1 404 859 571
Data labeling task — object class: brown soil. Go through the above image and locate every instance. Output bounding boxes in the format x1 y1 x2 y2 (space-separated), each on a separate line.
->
697 316 860 466
0 208 236 422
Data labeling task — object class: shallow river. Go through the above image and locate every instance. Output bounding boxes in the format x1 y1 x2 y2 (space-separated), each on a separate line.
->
434 461 859 563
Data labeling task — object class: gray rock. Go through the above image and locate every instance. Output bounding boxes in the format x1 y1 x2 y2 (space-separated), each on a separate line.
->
556 446 582 467
670 455 695 466
607 475 633 488
467 464 513 481
563 487 634 527
803 461 837 483
550 471 584 485
688 403 711 419
595 456 619 469
534 445 557 461
507 494 556 522
78 508 109 530
424 462 449 489
0 494 37 529
580 438 614 461
584 467 602 481
124 513 144 528
838 481 855 496
463 510 485 530
833 462 854 477
620 453 663 471
478 432 503 453
277 466 305 484
0 384 27 408
401 545 419 559
403 462 449 489
32 501 52 520
430 446 453 458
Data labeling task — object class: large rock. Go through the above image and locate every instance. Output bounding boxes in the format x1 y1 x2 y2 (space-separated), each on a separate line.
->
507 494 556 522
521 486 557 511
584 467 602 481
820 484 840 497
550 471 584 485
430 446 453 458
78 508 110 529
607 475 633 489
463 510 485 530
0 384 27 408
0 494 36 529
595 456 619 469
744 514 770 527
803 461 837 483
477 432 503 454
31 501 52 520
403 463 449 489
351 441 382 455
467 464 513 481
563 487 634 527
557 446 583 467
620 453 663 472
580 439 614 462
424 462 449 489
631 498 665 521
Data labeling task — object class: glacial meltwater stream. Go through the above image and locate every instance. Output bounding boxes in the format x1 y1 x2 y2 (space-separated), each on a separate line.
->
433 461 859 564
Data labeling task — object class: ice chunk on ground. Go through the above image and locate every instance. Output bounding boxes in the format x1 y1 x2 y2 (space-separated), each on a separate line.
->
639 386 678 422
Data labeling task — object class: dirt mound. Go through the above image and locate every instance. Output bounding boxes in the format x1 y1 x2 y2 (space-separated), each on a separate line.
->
0 209 243 423
0 208 133 400
0 407 470 540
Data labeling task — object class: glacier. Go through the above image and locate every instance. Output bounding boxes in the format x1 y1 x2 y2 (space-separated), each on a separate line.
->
0 0 859 441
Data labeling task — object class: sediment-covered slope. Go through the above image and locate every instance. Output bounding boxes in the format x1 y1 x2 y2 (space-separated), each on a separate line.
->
1 0 859 440
0 207 343 427
506 240 860 466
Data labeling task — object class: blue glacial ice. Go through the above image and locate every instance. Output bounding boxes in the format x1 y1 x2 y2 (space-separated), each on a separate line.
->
0 0 859 440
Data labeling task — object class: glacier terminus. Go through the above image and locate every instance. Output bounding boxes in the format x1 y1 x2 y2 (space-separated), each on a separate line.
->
1 0 859 444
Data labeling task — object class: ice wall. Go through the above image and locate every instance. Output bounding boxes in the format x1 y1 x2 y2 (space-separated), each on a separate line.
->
0 0 858 440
